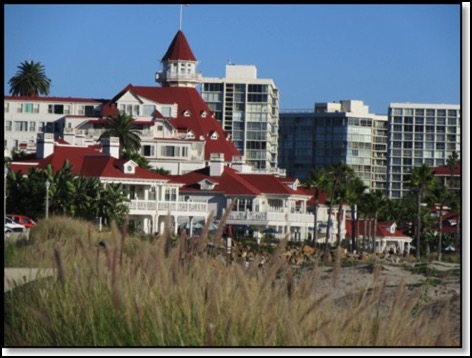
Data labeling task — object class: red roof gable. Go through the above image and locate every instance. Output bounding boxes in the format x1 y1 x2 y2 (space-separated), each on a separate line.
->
177 166 312 198
238 174 299 195
9 145 170 182
104 85 241 162
37 146 103 175
162 30 197 62
177 166 261 196
345 220 411 239
81 157 169 181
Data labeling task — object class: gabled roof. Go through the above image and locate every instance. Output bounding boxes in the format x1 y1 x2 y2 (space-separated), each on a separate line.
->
9 144 170 182
345 219 412 239
161 30 197 62
37 146 103 175
238 174 300 196
102 85 241 161
177 166 261 196
177 166 312 198
81 156 169 181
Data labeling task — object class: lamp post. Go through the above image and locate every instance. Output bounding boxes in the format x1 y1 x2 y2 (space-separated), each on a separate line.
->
45 179 50 219
4 166 8 226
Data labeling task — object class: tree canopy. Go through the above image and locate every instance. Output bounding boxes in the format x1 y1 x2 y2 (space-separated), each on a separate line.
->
9 60 51 97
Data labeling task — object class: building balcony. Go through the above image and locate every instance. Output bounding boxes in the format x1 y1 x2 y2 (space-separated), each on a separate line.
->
227 211 314 226
156 72 202 83
128 200 208 215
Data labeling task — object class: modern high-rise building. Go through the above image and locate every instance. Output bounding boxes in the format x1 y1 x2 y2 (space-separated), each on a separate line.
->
200 65 280 172
279 100 388 191
386 102 461 199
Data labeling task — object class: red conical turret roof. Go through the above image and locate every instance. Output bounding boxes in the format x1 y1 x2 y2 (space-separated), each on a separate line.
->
161 30 197 62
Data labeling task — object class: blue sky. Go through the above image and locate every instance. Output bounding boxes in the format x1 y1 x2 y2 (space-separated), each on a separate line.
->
4 4 463 114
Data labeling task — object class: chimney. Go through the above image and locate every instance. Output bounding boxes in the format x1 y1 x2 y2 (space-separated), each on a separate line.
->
63 127 75 145
75 130 85 146
230 155 252 173
102 137 120 158
209 153 225 177
36 133 54 159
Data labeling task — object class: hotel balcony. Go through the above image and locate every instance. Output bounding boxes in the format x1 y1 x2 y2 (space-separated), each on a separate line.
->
128 200 208 216
227 211 314 227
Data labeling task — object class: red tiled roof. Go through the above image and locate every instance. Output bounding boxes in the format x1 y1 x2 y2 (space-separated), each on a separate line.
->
433 165 461 176
9 145 169 182
103 85 241 161
345 219 412 239
161 30 197 62
238 174 299 195
8 162 39 175
177 166 261 195
81 157 168 181
296 186 328 206
177 166 312 198
36 146 103 175
4 95 107 103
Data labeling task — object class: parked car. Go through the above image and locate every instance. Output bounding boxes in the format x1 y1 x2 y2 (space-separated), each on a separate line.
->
6 214 36 229
4 217 25 233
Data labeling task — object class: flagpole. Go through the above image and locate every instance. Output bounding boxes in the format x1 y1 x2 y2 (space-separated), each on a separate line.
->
179 4 183 30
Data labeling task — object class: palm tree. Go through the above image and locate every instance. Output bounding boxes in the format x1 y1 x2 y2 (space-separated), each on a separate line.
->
345 177 368 252
366 190 388 253
9 60 51 96
446 151 459 193
303 168 328 246
427 181 449 261
330 162 355 248
407 164 436 260
446 151 461 249
98 113 141 156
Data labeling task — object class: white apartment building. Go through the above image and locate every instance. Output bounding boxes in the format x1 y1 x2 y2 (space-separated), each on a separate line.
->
4 96 104 156
279 100 388 191
386 102 461 199
201 64 280 172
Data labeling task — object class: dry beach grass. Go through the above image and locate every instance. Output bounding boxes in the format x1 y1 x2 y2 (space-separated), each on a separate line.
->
4 216 461 347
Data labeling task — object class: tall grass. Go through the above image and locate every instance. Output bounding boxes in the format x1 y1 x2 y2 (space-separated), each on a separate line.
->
4 216 459 346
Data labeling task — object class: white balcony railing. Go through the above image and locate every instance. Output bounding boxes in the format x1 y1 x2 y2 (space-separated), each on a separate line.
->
128 200 207 214
228 211 314 225
157 201 207 213
156 72 202 83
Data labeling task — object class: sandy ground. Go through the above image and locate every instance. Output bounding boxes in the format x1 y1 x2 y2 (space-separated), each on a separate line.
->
4 268 56 293
307 259 462 342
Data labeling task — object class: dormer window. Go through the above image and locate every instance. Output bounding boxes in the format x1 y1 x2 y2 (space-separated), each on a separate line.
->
199 179 216 190
123 160 138 174
186 130 195 139
201 110 207 118
209 131 219 140
183 109 191 117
